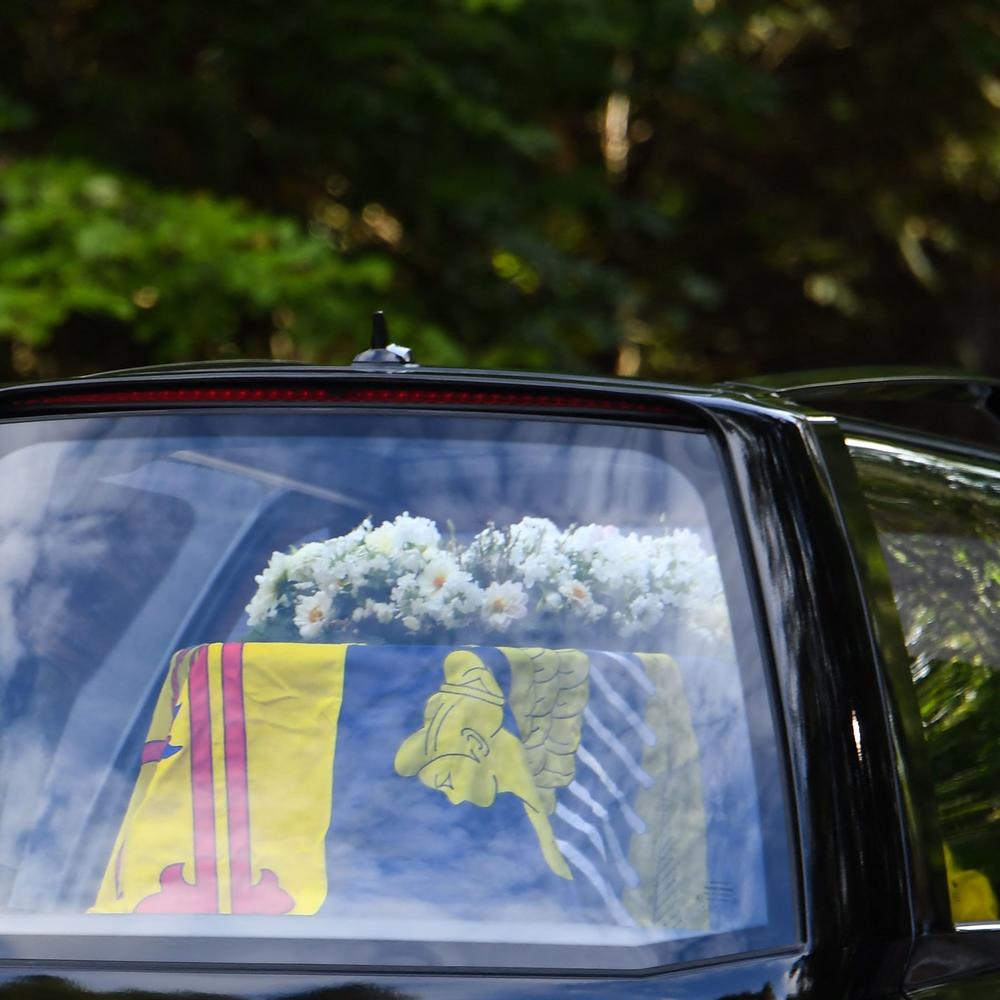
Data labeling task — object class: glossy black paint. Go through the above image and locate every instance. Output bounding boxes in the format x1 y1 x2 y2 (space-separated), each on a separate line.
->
695 398 914 994
800 421 951 937
808 416 1000 999
734 371 1000 454
0 958 804 1000
0 365 993 1000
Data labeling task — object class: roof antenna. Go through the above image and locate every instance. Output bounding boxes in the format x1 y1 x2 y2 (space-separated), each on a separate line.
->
371 309 388 349
352 310 413 365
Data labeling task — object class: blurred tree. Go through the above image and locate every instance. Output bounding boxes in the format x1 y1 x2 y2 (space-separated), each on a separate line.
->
0 158 392 374
0 0 999 379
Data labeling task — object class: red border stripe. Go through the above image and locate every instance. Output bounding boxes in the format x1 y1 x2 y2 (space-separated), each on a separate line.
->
188 644 219 909
222 642 252 912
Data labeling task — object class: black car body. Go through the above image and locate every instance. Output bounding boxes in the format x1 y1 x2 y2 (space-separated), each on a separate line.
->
0 363 996 1000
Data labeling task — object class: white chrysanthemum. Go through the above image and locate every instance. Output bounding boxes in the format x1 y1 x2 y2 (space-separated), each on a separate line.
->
628 592 665 630
559 579 607 622
560 579 592 606
397 513 440 548
311 562 349 592
509 516 559 541
256 550 291 586
348 598 396 625
562 522 619 554
293 591 333 640
462 521 519 579
521 549 573 588
245 587 279 627
482 580 528 629
365 514 440 574
437 587 483 628
285 541 328 582
372 512 440 552
247 513 727 644
463 524 504 558
508 517 561 560
370 600 395 624
343 550 381 590
245 551 293 625
388 557 474 630
364 521 401 558
389 571 419 602
417 555 463 594
580 530 645 593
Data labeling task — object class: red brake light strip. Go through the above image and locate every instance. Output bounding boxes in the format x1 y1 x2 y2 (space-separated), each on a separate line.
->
10 385 675 414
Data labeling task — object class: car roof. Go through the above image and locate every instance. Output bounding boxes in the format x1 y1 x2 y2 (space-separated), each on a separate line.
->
728 368 1000 454
3 362 998 453
729 365 1000 395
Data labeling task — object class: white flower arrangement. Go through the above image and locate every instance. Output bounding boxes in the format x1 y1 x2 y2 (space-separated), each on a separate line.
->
245 513 730 648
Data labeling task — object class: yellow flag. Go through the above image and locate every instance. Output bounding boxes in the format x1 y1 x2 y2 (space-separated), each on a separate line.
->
945 843 999 923
92 642 347 915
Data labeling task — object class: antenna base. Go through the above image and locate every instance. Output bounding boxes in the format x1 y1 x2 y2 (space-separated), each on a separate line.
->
352 310 414 365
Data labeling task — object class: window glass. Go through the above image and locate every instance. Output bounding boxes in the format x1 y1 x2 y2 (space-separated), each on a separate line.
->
851 438 1000 925
0 411 793 969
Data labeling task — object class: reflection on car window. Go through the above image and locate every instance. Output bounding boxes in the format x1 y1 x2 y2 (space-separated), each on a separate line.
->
851 438 1000 925
0 412 793 969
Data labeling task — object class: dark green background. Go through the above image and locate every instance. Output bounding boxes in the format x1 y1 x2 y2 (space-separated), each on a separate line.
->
1 0 999 382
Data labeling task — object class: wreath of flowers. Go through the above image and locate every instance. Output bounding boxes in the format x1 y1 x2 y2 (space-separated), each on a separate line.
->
245 513 729 646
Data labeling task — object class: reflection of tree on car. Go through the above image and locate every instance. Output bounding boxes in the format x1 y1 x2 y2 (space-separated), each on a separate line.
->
856 447 1000 920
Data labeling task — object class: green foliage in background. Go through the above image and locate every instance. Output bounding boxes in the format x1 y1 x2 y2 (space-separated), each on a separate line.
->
0 158 391 362
1 0 999 379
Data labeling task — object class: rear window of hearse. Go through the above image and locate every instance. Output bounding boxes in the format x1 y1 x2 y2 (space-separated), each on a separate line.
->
0 410 794 969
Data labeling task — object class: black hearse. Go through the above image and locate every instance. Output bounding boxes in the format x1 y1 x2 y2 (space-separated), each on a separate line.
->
0 353 996 1000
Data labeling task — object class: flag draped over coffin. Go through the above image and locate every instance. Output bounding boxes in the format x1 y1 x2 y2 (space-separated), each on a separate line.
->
92 642 709 928
92 642 347 915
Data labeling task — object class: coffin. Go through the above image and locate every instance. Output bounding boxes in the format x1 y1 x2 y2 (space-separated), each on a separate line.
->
92 641 724 932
